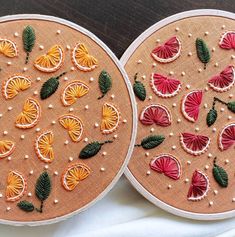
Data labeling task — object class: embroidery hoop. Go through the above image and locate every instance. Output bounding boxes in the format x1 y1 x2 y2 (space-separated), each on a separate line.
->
0 14 137 226
121 9 235 220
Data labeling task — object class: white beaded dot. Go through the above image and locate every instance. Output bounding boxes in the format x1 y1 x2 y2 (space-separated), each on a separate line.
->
64 140 69 145
186 84 191 89
64 77 68 81
188 33 192 37
137 59 142 64
69 108 74 112
169 71 174 76
150 127 155 133
214 62 219 67
111 94 115 99
7 157 11 161
228 115 232 120
222 25 226 29
84 105 89 110
172 103 177 107
7 61 11 66
94 122 99 128
44 165 49 169
184 178 189 183
187 160 191 165
0 114 2 118
48 104 53 109
177 118 181 123
54 171 58 176
204 86 209 91
24 155 29 159
0 193 3 198
89 77 94 82
28 192 32 197
141 75 146 79
220 108 225 112
229 94 233 98
181 71 185 76
167 184 172 189
54 199 59 204
51 120 56 125
20 135 25 140
56 30 61 34
169 132 174 137
102 151 107 156
84 137 88 142
232 198 235 202
29 170 33 175
70 67 75 71
148 95 152 100
209 201 213 206
36 128 41 132
66 45 71 50
145 152 149 157
69 157 73 162
231 55 235 59
225 159 229 164
33 91 38 95
208 153 213 158
205 165 209 170
3 131 8 135
156 39 160 43
36 77 41 81
172 145 176 150
23 67 27 72
204 103 208 108
152 62 157 67
214 190 218 195
212 127 217 133
175 27 179 32
212 47 216 52
204 31 209 36
146 170 151 175
123 119 127 123
100 167 105 172
8 106 12 111
14 32 19 37
113 134 118 139
195 127 200 132
6 207 11 211
188 52 192 56
198 68 202 73
39 45 44 50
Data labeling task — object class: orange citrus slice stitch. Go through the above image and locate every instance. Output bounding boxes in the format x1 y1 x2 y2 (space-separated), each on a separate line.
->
59 114 84 142
0 140 15 158
35 131 54 163
6 171 27 202
2 75 31 99
34 45 64 72
61 80 89 106
101 103 120 134
61 163 91 191
15 98 41 129
0 39 18 58
72 43 98 72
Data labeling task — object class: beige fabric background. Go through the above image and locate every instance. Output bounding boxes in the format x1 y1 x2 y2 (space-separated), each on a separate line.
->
125 16 235 214
0 19 133 222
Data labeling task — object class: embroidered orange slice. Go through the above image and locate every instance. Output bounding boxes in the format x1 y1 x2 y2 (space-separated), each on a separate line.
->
61 163 91 191
61 80 89 106
0 140 15 158
218 123 235 151
5 171 27 202
2 75 31 99
34 45 64 72
35 131 54 163
101 103 120 134
15 98 41 129
59 114 83 142
0 39 18 58
72 43 98 72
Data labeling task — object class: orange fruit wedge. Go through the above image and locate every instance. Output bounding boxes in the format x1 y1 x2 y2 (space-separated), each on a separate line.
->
35 131 54 163
61 80 89 106
6 171 27 202
101 103 120 134
0 140 15 158
59 114 83 142
0 39 18 58
71 43 98 72
34 45 64 72
15 98 41 129
61 163 91 191
2 75 31 99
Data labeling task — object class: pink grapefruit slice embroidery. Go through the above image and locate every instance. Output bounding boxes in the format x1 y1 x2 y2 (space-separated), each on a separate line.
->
149 154 181 180
219 31 235 49
139 104 171 127
150 73 182 98
181 90 203 122
218 123 235 151
151 36 181 63
187 170 209 201
208 65 235 92
180 132 210 156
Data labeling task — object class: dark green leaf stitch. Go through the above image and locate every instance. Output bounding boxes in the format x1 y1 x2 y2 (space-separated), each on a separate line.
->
17 201 35 212
133 73 146 101
135 135 165 149
79 140 113 159
206 109 217 127
196 38 210 69
40 72 66 100
227 101 235 113
22 25 36 64
213 157 228 188
98 70 112 99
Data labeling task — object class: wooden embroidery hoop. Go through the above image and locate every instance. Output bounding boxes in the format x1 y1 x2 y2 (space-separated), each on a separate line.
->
121 9 235 221
0 14 137 226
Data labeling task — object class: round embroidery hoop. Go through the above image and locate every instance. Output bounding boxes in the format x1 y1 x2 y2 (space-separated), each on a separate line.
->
0 14 137 226
121 9 235 220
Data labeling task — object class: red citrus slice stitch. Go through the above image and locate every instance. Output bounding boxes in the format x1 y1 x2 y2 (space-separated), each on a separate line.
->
187 170 209 201
139 104 171 127
150 154 181 180
180 132 210 156
208 65 235 92
150 73 182 98
219 31 235 50
181 90 203 122
218 123 235 151
151 36 181 63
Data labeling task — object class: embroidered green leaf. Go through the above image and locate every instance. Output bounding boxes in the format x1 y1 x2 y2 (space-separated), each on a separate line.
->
213 159 228 188
79 140 113 159
98 70 112 99
206 109 217 127
227 101 235 113
133 73 146 101
135 135 165 149
196 38 210 69
40 72 66 100
35 172 51 202
17 200 35 212
22 25 36 64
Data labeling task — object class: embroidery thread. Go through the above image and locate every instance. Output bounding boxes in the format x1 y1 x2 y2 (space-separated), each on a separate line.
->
219 31 235 50
135 135 165 149
79 141 113 159
213 157 228 188
22 25 35 64
133 73 146 101
98 70 112 99
0 140 15 158
218 123 235 151
196 38 210 69
17 200 34 212
0 38 18 58
40 72 66 100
